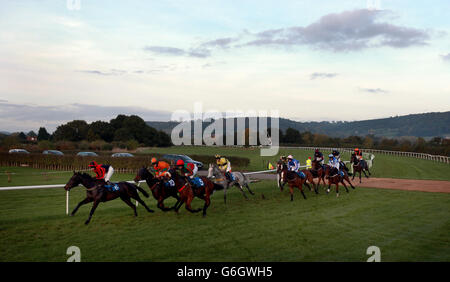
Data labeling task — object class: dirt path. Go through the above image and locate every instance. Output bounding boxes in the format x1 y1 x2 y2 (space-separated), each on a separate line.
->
198 171 450 194
353 177 450 193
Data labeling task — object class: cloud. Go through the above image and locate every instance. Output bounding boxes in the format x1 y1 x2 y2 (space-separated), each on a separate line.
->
441 53 450 62
78 69 127 76
359 87 389 94
143 45 211 58
148 9 430 58
310 72 338 80
244 9 429 51
201 37 237 49
0 102 172 132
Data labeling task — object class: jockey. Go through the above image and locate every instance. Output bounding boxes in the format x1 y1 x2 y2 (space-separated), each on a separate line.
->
306 157 312 169
314 149 324 165
287 155 300 172
328 154 342 177
332 149 341 161
89 161 114 184
176 159 202 189
151 157 171 179
354 148 363 161
215 155 234 181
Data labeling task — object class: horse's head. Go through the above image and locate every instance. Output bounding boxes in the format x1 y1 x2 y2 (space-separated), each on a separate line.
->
134 166 153 183
350 153 357 164
276 160 285 173
64 171 82 191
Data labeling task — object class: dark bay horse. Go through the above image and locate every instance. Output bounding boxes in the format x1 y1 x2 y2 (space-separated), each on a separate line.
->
323 165 355 197
64 172 154 225
350 153 371 183
134 167 180 211
279 163 317 201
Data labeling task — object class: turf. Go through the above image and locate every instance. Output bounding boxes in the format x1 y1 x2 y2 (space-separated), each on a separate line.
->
0 180 448 262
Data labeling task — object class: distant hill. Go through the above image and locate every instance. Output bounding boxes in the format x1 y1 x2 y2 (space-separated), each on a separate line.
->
147 111 450 138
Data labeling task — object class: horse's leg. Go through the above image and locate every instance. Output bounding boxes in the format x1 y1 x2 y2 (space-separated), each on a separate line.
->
352 168 355 181
299 183 307 199
289 185 294 201
335 183 339 197
198 193 210 217
341 179 349 193
85 200 100 225
223 183 228 205
236 183 249 200
327 181 331 194
362 169 369 178
157 200 172 212
303 181 312 193
185 194 201 213
245 183 255 195
344 175 355 189
130 191 154 213
70 197 93 216
120 196 138 217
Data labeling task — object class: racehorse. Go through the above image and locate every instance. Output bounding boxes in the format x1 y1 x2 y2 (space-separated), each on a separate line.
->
279 163 317 201
323 165 355 196
134 167 180 211
64 172 154 225
310 160 326 188
172 169 222 217
350 153 371 183
207 163 254 204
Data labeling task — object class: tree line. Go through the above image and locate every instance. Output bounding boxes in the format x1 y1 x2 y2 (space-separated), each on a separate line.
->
0 115 172 151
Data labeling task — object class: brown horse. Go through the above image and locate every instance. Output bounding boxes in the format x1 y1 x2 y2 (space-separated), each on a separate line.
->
323 165 355 197
175 169 224 217
134 167 180 211
310 160 326 188
64 172 154 225
279 163 317 201
350 153 371 183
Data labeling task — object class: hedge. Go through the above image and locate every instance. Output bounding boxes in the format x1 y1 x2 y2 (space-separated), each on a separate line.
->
0 153 250 173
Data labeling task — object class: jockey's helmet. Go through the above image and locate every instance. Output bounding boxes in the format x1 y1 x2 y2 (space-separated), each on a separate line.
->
328 154 334 158
151 157 158 165
315 149 319 152
88 161 98 168
287 155 293 159
176 159 184 166
354 148 359 152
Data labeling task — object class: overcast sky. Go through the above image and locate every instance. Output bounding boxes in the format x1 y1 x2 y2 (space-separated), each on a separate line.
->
0 0 449 132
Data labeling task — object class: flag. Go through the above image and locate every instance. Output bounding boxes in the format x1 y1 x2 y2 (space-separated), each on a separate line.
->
268 162 274 169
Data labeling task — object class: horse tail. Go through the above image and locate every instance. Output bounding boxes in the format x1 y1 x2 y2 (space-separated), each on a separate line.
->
127 182 149 198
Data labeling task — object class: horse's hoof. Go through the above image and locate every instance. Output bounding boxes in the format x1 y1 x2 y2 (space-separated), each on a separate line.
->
84 221 90 225
70 214 75 217
336 193 339 197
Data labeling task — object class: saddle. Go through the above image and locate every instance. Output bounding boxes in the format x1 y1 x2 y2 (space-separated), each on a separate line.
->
104 183 120 192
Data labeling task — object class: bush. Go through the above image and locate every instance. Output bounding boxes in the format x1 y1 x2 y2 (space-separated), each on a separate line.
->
126 140 139 151
101 143 113 151
89 140 107 151
38 140 54 150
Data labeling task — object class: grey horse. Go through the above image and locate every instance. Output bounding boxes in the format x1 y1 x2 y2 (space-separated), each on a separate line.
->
207 163 254 204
